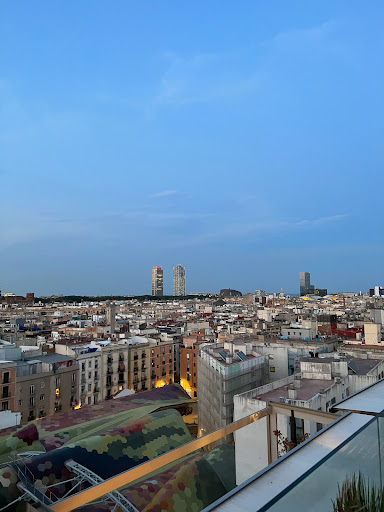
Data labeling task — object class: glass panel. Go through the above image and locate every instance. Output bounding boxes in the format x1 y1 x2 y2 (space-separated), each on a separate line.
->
262 417 381 512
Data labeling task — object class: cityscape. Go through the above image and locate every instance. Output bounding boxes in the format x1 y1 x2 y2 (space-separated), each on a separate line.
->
0 274 383 511
1 1 383 512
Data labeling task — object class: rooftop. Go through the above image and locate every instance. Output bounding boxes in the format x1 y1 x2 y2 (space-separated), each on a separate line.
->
257 378 335 402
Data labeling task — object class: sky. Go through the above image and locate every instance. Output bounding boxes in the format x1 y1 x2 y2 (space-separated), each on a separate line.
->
1 1 383 296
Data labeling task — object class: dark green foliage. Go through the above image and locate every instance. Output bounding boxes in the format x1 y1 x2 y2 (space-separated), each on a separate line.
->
37 294 215 304
332 473 384 512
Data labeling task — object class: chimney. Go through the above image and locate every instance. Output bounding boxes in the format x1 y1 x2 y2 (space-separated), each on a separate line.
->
279 397 286 403
226 355 233 364
294 375 302 388
288 384 297 400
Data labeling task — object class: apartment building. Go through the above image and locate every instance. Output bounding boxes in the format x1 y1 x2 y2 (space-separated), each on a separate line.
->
14 354 78 423
198 341 269 435
78 350 102 406
0 361 16 412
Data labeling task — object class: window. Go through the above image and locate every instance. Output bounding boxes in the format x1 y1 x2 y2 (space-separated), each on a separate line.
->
82 363 85 371
29 396 35 407
88 372 91 379
2 386 9 399
41 381 45 389
56 377 60 388
71 373 76 382
3 372 10 384
88 360 92 367
186 353 190 360
270 366 276 372
18 400 22 406
2 401 8 411
40 394 44 401
30 385 35 394
269 354 274 360
88 384 91 391
295 418 304 438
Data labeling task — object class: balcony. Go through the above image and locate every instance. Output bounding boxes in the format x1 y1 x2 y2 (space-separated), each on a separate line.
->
133 355 138 361
141 365 146 370
141 376 147 382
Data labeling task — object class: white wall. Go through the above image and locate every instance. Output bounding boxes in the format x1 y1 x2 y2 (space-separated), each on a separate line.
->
0 410 21 430
234 396 269 484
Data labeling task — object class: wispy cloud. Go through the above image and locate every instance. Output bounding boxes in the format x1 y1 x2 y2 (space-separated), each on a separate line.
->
165 213 349 248
149 190 178 198
266 20 336 48
150 51 261 108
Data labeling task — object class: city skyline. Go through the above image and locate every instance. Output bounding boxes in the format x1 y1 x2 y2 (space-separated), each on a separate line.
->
1 1 383 295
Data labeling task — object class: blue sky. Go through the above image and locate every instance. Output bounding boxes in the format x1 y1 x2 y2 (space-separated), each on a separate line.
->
1 1 383 296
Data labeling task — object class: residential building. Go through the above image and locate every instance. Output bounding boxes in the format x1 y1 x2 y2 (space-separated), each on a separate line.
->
173 264 186 296
198 341 269 435
0 361 16 413
233 353 384 484
14 354 79 423
180 336 202 398
152 266 163 296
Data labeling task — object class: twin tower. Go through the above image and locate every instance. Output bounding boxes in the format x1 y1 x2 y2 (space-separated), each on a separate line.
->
152 265 186 297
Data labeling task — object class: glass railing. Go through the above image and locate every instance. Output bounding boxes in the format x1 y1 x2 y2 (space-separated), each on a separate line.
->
259 413 384 512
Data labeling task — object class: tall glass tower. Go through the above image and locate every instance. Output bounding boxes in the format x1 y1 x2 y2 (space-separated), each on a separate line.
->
152 267 163 296
299 272 311 296
173 265 186 296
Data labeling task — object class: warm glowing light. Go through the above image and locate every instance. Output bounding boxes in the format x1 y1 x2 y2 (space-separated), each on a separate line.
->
179 379 192 397
74 403 81 410
155 380 165 388
55 388 60 397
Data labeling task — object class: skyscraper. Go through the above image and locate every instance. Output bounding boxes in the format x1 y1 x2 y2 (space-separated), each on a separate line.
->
299 272 314 296
152 267 163 296
173 265 186 296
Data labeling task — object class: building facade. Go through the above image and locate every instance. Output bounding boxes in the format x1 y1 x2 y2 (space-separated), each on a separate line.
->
198 341 269 435
152 267 164 296
299 272 313 296
0 361 16 413
173 265 186 296
14 355 79 423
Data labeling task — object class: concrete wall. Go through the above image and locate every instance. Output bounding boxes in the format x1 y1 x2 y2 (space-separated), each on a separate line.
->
364 323 382 345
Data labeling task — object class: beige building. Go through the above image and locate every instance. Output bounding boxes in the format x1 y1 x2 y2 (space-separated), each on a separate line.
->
364 323 382 345
15 355 79 423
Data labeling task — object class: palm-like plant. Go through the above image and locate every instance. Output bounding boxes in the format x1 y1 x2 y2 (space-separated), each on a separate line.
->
333 473 384 512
